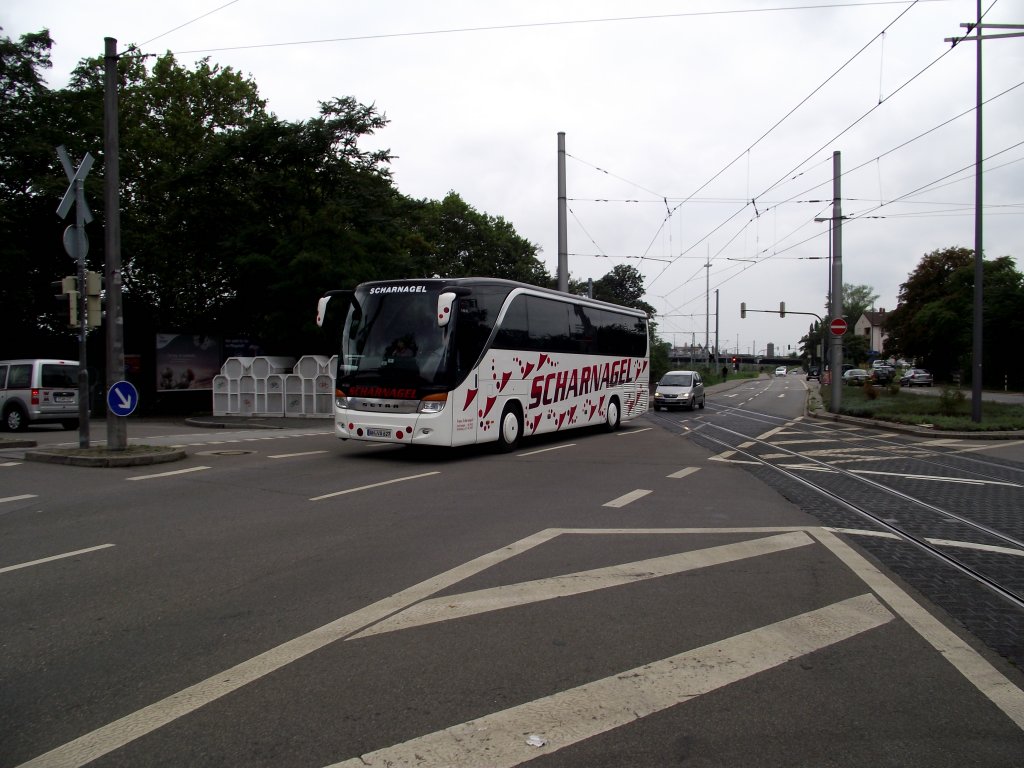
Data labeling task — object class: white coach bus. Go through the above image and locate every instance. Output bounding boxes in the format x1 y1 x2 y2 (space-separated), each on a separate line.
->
315 278 650 450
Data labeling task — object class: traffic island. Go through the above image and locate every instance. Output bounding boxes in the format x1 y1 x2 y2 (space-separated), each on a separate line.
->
24 445 186 468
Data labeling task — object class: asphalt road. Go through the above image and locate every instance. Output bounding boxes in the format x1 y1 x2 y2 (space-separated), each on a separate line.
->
2 384 1023 767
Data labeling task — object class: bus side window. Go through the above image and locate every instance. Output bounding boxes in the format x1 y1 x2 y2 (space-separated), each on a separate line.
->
527 297 574 352
493 295 530 350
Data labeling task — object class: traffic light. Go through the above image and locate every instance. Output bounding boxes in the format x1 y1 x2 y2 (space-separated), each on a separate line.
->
52 276 78 327
85 270 103 328
780 301 786 318
740 302 746 319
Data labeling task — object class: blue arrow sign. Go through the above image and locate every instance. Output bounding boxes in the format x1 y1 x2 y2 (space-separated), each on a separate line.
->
107 381 139 417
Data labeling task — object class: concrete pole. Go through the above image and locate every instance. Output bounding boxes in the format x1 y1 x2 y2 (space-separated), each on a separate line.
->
104 37 127 450
557 132 568 292
829 151 844 414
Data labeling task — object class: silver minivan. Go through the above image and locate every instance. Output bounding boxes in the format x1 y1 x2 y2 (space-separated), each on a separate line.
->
0 359 80 431
653 370 705 411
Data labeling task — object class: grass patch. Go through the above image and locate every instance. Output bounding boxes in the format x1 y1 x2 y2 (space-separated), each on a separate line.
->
820 383 1024 431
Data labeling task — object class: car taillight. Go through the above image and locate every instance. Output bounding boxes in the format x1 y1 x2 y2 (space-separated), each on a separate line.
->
31 388 40 405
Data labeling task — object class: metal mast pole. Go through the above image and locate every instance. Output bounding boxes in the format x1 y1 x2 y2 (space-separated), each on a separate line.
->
830 151 844 415
557 132 568 292
105 37 127 450
971 0 984 422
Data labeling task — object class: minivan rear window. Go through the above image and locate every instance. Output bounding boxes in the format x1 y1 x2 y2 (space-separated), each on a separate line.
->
41 365 77 388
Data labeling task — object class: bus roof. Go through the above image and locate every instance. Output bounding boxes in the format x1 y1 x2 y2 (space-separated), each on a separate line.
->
353 277 649 319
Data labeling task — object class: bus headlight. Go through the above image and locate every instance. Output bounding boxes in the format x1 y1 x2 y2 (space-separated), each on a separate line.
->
335 388 349 409
418 393 447 413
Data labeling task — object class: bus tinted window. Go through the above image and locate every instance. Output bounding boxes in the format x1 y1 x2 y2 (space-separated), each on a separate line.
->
527 297 574 352
493 294 646 357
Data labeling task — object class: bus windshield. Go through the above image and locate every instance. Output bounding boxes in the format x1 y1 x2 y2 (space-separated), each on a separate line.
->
340 287 454 391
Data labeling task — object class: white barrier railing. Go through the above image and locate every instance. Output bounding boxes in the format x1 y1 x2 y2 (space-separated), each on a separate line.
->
213 355 337 417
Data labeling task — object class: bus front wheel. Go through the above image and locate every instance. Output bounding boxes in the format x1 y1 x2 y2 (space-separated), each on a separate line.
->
497 404 522 452
605 398 621 432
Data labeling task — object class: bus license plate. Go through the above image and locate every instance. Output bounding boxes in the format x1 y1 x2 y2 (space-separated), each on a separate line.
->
367 427 391 438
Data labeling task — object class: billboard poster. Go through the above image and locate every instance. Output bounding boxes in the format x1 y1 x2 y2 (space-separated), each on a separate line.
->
155 334 221 391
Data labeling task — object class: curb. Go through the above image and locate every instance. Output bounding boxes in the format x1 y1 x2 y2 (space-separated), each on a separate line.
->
806 408 1024 440
0 438 38 449
23 447 187 468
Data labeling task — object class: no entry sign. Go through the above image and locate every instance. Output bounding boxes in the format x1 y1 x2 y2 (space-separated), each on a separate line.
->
829 317 848 336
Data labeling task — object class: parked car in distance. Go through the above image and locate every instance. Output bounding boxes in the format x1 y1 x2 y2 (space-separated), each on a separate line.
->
0 358 80 432
653 370 705 411
774 366 788 377
806 367 820 381
900 368 934 387
870 365 896 385
843 368 870 386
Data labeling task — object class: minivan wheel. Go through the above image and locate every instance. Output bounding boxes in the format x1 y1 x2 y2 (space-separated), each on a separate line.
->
61 419 80 431
698 396 706 409
4 406 28 432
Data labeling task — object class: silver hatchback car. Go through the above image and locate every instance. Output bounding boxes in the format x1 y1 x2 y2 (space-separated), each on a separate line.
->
653 370 705 411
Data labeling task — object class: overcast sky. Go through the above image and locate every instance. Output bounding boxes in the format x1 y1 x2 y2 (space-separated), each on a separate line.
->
5 0 1023 356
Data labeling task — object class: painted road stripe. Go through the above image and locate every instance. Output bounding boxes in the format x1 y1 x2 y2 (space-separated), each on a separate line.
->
602 488 652 508
329 595 892 768
0 544 115 575
667 467 700 479
518 443 576 457
1 461 21 467
773 439 835 445
616 427 652 436
310 472 440 501
813 529 1024 729
268 450 329 459
756 426 786 440
14 529 563 768
825 527 1024 558
351 531 814 639
1 494 37 504
126 466 211 481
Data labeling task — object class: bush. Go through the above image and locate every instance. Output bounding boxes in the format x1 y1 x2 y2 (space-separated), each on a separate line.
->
862 381 878 400
937 386 966 417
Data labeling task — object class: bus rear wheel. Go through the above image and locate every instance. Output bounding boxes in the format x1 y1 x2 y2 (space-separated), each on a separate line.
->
605 397 621 432
497 404 522 452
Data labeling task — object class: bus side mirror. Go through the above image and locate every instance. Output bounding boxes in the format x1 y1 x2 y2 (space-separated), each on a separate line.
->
316 296 331 328
316 289 354 328
437 292 458 327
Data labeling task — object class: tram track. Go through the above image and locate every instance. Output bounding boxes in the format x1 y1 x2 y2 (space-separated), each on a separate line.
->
702 400 1024 485
644 403 1024 667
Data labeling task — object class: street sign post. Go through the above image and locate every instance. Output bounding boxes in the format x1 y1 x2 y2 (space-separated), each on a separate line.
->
829 317 848 336
57 146 94 448
107 381 139 417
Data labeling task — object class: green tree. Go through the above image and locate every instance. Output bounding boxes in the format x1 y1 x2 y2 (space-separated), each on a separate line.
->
884 247 1024 385
0 32 560 370
405 192 549 285
0 29 82 354
798 283 877 369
